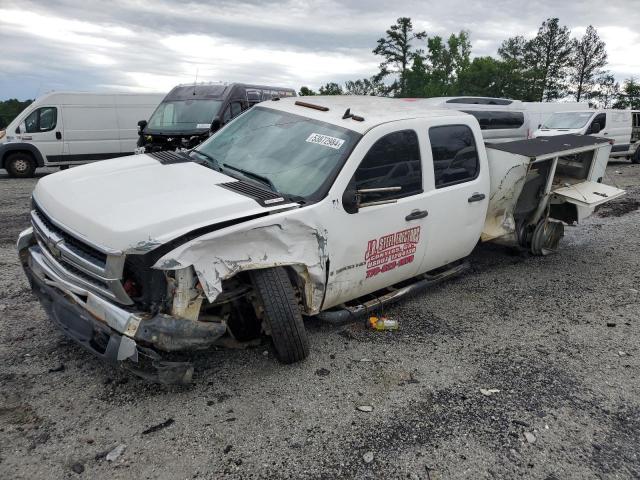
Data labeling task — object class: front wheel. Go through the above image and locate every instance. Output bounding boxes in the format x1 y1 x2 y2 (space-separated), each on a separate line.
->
250 267 309 364
6 152 36 178
632 148 640 164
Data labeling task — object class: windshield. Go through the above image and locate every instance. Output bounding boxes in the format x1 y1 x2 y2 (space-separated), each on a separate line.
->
195 106 361 199
541 112 594 129
147 99 223 132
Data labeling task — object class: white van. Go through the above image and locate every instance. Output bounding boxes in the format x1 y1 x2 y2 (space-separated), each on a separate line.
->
420 97 589 143
419 97 528 143
523 101 590 138
534 109 633 159
0 92 164 177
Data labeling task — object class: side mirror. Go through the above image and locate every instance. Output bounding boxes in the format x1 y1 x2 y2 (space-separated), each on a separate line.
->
538 123 542 129
15 125 21 134
342 181 359 214
210 118 222 133
137 120 147 132
591 122 601 134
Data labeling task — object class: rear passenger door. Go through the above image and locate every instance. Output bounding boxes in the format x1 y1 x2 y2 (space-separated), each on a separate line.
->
416 123 490 273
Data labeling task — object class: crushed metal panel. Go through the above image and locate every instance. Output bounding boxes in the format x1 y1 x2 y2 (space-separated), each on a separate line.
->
552 181 625 208
153 215 328 314
482 149 530 241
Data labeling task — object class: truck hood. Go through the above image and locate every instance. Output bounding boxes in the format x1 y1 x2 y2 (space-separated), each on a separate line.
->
533 128 583 137
33 154 288 253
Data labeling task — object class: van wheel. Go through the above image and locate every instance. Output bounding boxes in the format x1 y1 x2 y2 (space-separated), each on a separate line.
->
632 149 640 164
250 267 309 364
6 153 36 178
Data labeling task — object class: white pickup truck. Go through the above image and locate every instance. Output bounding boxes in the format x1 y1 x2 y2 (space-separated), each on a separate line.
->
17 96 624 383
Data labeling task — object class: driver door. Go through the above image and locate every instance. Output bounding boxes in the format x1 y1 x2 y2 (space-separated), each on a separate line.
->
322 122 432 309
19 106 64 161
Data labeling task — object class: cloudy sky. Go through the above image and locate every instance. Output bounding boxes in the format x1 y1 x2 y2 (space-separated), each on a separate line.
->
1 0 639 100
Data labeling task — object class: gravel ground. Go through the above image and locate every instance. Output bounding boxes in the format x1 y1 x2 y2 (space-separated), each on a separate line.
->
0 162 639 480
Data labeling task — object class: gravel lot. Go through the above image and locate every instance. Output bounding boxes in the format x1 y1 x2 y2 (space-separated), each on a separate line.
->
1 161 639 479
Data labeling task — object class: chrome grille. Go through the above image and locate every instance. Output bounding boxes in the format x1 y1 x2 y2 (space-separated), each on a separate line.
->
30 204 132 305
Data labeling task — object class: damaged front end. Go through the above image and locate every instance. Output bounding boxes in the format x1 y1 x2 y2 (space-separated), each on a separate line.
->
18 214 230 384
18 201 327 384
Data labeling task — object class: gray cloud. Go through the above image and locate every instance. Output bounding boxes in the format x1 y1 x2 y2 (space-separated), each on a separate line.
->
1 0 638 99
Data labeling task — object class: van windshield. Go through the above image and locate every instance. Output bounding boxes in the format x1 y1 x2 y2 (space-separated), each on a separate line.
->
541 112 594 129
147 99 222 132
194 106 361 200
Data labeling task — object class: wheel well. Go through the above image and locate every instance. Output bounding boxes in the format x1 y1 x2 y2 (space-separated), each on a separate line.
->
2 149 36 169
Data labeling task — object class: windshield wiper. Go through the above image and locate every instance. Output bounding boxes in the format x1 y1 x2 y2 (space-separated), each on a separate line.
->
222 163 278 192
191 150 222 171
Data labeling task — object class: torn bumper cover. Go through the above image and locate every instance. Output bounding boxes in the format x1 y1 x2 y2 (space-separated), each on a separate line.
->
22 241 226 384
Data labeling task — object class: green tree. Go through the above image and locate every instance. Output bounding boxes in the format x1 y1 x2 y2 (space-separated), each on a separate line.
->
318 82 343 95
614 77 640 109
455 56 520 98
569 25 608 102
423 31 472 96
0 99 33 130
298 86 317 96
590 73 620 108
343 77 387 96
527 18 573 101
373 17 427 96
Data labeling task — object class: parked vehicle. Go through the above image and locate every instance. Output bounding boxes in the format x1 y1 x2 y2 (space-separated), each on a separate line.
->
0 92 164 177
631 110 640 163
534 109 634 160
137 83 296 153
419 97 590 143
18 96 623 383
522 101 590 138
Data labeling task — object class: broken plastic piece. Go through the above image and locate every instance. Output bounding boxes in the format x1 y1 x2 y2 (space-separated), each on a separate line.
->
368 315 398 331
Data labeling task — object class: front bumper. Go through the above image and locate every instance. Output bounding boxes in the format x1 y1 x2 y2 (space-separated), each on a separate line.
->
18 229 226 383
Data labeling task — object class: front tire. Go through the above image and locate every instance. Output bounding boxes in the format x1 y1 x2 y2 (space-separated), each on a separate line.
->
250 267 309 364
6 152 36 178
632 148 640 164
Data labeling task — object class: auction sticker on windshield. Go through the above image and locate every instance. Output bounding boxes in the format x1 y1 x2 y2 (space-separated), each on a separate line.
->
306 133 345 150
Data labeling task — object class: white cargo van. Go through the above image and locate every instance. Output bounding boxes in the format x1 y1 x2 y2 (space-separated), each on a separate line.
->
534 109 634 160
0 92 164 177
419 97 589 143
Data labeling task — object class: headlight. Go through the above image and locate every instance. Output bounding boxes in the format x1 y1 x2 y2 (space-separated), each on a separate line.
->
0 130 5 140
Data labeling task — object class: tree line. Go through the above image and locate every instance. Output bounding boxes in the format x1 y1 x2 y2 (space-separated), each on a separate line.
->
0 99 33 130
300 17 640 109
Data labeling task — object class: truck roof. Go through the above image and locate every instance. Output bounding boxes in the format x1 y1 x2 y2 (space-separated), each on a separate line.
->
263 96 469 134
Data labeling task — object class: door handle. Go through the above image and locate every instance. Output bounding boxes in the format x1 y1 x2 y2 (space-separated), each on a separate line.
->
468 193 486 203
55 131 62 140
405 209 428 221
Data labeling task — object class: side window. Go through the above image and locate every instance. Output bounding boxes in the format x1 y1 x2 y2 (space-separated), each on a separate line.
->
353 130 422 202
222 106 232 123
230 102 243 118
24 110 38 133
429 125 479 188
24 107 57 133
591 113 606 131
462 110 524 130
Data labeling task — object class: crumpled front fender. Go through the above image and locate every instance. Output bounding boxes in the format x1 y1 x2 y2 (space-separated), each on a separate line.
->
153 215 329 314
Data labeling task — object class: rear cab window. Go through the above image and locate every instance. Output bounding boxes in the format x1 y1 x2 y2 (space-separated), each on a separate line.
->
429 125 480 188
